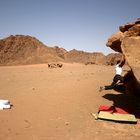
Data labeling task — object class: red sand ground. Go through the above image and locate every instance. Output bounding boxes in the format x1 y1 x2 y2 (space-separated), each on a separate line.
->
0 63 140 140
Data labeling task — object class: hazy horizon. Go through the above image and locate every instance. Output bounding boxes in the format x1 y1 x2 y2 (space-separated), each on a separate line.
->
0 0 140 55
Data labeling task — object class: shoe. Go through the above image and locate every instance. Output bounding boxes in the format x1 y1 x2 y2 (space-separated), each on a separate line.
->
99 86 104 92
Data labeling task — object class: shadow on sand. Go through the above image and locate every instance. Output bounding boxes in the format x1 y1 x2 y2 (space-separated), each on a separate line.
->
103 93 140 118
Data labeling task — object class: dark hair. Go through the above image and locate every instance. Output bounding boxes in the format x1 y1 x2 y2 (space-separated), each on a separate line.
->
116 60 121 64
119 59 125 67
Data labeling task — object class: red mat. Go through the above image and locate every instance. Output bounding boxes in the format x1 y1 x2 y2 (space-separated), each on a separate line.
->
99 105 129 114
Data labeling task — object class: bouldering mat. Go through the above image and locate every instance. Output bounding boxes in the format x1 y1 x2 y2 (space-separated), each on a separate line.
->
97 111 137 123
92 105 137 123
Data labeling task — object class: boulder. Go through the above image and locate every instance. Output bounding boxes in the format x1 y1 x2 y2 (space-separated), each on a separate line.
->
106 31 124 52
119 22 135 32
106 18 140 95
122 37 140 84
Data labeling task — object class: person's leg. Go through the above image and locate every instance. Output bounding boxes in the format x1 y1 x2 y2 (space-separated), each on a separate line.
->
104 82 116 90
105 75 123 89
101 75 119 91
99 75 122 92
99 81 116 92
114 75 123 83
120 76 124 83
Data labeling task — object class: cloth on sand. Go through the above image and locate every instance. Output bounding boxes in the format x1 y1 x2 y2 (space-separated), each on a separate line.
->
0 99 11 110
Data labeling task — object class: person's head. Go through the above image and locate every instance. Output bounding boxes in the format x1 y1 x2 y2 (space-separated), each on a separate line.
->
116 60 121 64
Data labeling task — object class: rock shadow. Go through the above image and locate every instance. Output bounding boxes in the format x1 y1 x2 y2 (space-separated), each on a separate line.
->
102 93 140 118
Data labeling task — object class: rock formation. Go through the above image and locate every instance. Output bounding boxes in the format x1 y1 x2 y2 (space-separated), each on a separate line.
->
106 18 140 95
0 35 120 66
106 53 122 65
65 49 106 65
0 35 64 65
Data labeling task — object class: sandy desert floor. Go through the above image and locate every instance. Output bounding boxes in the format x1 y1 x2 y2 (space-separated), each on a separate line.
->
0 63 140 140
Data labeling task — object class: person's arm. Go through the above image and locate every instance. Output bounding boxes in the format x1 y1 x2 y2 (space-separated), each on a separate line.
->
119 54 125 67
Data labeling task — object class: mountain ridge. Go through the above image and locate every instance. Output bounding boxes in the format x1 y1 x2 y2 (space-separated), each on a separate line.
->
0 35 121 66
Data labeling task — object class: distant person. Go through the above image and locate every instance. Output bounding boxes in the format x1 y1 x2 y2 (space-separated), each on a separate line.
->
99 54 125 92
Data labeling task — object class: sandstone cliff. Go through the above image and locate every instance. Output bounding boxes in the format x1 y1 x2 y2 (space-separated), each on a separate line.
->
106 18 140 95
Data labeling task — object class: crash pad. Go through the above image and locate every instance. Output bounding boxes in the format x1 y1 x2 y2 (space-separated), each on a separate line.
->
94 105 137 123
97 111 137 123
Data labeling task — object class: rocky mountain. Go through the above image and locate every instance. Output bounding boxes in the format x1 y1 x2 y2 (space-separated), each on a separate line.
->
0 35 120 66
64 49 106 65
106 18 140 95
106 53 122 65
0 35 65 65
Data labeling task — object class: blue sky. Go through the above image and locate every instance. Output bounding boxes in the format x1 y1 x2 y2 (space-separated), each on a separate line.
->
0 0 139 54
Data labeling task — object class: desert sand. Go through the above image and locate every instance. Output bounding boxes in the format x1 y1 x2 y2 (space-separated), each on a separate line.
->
0 63 140 140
